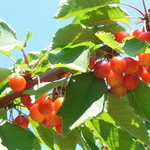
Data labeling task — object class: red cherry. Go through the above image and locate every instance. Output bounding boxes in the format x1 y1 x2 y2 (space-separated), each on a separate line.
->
124 74 139 90
138 53 150 67
110 56 126 74
132 29 144 38
138 32 150 44
55 124 63 135
21 94 32 108
124 57 139 74
141 70 150 84
29 103 45 122
54 97 64 112
36 93 48 103
114 31 130 43
9 75 26 92
134 65 143 77
88 55 96 69
94 60 111 79
110 85 127 97
13 115 29 129
38 97 54 116
106 71 124 87
147 67 150 73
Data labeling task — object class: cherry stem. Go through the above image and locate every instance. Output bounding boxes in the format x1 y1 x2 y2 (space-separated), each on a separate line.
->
21 49 29 67
116 2 145 17
142 0 148 15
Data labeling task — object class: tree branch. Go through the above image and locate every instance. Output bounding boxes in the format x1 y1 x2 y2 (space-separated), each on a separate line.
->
0 68 66 108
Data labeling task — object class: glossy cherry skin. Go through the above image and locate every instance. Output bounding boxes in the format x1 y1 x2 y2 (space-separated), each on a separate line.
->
94 60 111 79
132 29 144 38
138 53 150 67
124 57 139 74
114 31 130 43
141 70 150 84
13 115 29 129
134 65 143 77
106 71 124 87
29 103 45 122
88 55 96 70
124 74 139 90
9 75 26 92
21 94 32 108
147 67 150 73
110 56 126 74
138 32 150 44
55 124 63 135
54 97 64 112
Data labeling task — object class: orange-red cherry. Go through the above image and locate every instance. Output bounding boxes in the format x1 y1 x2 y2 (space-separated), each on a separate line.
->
9 75 26 92
114 31 130 43
88 55 96 70
141 70 150 84
54 97 64 112
138 53 150 67
55 124 63 135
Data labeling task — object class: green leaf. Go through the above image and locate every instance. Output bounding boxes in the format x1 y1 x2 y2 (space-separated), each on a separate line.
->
94 23 125 34
57 73 107 134
73 6 130 26
0 122 35 150
89 117 144 150
0 19 32 56
51 24 100 51
123 38 148 57
0 67 11 83
129 81 150 121
33 139 41 150
107 94 150 146
54 0 120 20
24 77 68 100
49 46 89 72
96 32 123 53
30 119 55 150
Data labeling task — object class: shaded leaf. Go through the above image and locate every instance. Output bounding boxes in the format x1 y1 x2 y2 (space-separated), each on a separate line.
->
54 0 120 20
0 67 11 83
57 73 107 134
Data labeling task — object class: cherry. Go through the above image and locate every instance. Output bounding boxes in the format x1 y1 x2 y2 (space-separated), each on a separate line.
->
110 85 127 97
147 67 150 73
36 93 48 103
106 71 124 87
124 74 139 90
138 32 150 44
9 75 26 92
88 55 96 70
54 97 64 112
55 124 63 135
141 70 150 84
138 53 150 67
132 29 144 38
134 65 143 77
114 31 130 43
94 60 111 79
29 103 45 122
124 57 139 74
21 94 32 108
110 56 126 74
13 115 29 129
38 97 54 116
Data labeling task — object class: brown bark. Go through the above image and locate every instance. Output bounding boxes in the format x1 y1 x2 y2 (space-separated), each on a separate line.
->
0 68 66 108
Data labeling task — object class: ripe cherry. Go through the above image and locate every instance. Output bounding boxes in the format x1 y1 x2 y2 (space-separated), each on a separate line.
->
9 75 26 92
13 115 29 129
29 103 45 122
38 97 54 116
132 29 144 38
110 56 126 74
55 124 63 135
141 70 150 84
94 60 110 79
124 74 139 90
114 31 130 43
36 93 48 103
134 65 143 77
106 71 124 87
110 85 127 97
138 32 150 44
124 57 139 74
21 94 32 108
54 97 64 112
147 67 150 73
88 55 96 69
138 53 150 67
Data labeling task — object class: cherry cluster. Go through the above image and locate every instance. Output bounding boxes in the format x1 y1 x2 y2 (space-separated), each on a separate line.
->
9 75 64 135
92 53 150 97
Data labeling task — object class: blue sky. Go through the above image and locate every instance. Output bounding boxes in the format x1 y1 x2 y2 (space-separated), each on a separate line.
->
0 0 149 68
